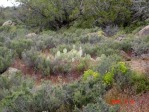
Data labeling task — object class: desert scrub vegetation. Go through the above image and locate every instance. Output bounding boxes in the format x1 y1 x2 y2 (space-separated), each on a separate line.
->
0 47 14 74
83 69 100 81
131 36 149 55
0 1 149 111
0 72 119 112
1 59 147 112
8 38 33 58
22 49 51 76
22 46 95 76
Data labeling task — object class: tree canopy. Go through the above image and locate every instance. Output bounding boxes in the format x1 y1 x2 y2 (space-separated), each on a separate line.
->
14 0 149 31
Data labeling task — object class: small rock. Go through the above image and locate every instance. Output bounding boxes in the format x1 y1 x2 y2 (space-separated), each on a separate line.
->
138 25 149 37
2 20 15 26
26 33 37 38
7 67 20 74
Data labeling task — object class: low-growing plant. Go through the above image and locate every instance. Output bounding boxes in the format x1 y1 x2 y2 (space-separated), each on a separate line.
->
0 72 34 101
111 62 133 91
96 54 122 75
131 36 149 55
76 58 90 72
112 62 128 74
96 39 120 56
83 69 100 81
38 58 51 76
9 39 33 58
22 49 51 76
103 72 114 85
101 61 149 94
0 70 115 112
82 43 99 57
0 47 14 74
74 99 119 112
51 59 71 75
103 25 119 37
22 49 39 67
119 38 133 52
131 74 149 94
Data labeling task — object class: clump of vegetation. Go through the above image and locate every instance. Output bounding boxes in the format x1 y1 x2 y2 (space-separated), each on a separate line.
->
9 39 33 58
83 69 100 81
0 47 14 74
131 36 149 55
0 72 119 112
0 0 149 111
131 74 149 94
95 54 122 75
103 72 114 85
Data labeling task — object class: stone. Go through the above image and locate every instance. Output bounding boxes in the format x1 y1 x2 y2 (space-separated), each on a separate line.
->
7 67 20 74
26 33 37 38
138 25 149 37
2 20 15 26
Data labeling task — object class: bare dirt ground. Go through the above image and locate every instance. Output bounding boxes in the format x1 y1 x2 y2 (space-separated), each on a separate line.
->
105 87 149 112
120 91 149 112
128 58 149 74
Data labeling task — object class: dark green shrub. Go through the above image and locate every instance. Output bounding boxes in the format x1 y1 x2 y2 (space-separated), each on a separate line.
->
31 83 70 112
51 59 71 75
111 62 133 91
103 25 119 37
119 38 133 52
33 35 56 50
22 49 39 67
80 34 102 44
22 50 51 76
96 39 120 56
0 47 14 74
0 73 34 112
74 99 119 112
37 58 51 76
68 78 106 108
82 44 99 57
0 72 34 100
100 60 149 94
131 0 149 22
131 36 149 55
132 75 149 94
9 39 33 58
76 58 90 72
0 26 12 32
96 54 122 75
0 69 118 112
0 42 3 47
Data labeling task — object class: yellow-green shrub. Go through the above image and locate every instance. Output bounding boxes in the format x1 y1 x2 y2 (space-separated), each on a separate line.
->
103 72 114 85
112 62 128 74
83 69 100 81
